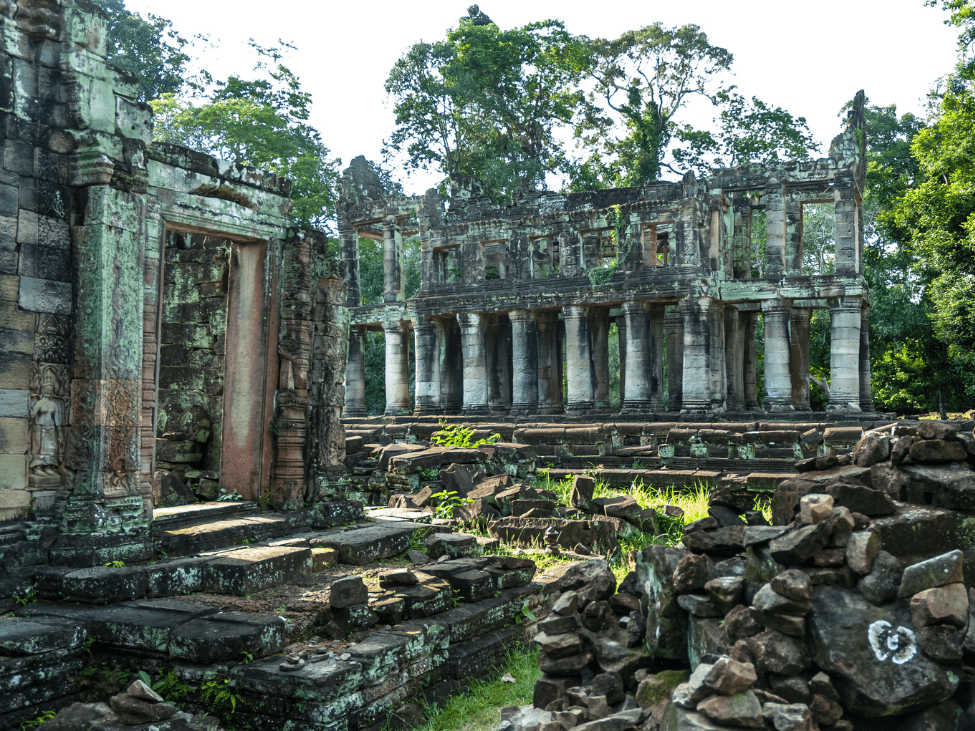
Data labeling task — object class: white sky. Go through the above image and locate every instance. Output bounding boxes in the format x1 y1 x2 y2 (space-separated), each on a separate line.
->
127 0 960 194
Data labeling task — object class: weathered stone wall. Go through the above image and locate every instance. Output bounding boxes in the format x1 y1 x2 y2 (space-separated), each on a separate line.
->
0 1 350 567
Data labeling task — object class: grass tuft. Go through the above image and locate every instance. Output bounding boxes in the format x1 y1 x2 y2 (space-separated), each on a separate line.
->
398 646 540 731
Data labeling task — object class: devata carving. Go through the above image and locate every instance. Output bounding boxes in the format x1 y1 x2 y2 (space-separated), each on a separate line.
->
28 364 69 488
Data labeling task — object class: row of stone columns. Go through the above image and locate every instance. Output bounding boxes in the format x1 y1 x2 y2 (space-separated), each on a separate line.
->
343 296 874 417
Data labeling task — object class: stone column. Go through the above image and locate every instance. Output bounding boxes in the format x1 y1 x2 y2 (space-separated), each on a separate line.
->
339 224 360 307
680 297 711 413
440 317 463 414
621 301 652 414
665 307 683 411
742 311 760 410
564 306 594 415
785 198 803 274
485 315 511 414
859 306 874 413
616 316 627 407
762 299 793 411
536 311 563 415
383 321 410 416
649 305 665 412
458 312 488 415
828 296 862 412
789 307 812 411
834 190 861 276
413 318 441 416
344 327 366 417
590 308 611 412
510 309 538 417
765 184 786 277
383 218 401 303
724 307 744 412
708 301 727 411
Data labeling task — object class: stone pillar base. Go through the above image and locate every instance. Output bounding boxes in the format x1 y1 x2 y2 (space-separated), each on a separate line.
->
537 405 564 416
566 402 594 416
680 400 711 413
827 402 863 414
413 405 442 417
622 401 653 416
764 398 795 412
343 407 367 418
463 405 489 416
510 404 538 417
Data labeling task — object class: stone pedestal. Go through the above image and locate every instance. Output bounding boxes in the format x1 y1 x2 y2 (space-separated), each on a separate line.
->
762 299 793 412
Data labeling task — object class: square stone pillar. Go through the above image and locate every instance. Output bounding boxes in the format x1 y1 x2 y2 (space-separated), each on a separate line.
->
590 307 611 412
485 314 511 414
344 326 366 417
509 309 538 417
834 189 861 276
789 307 812 411
828 296 862 412
786 198 803 274
616 315 627 407
564 305 594 415
413 317 441 416
339 224 360 307
765 184 786 277
860 306 874 413
536 311 563 415
724 306 744 412
383 320 411 416
665 307 683 411
458 312 488 416
762 298 793 412
383 217 402 303
440 317 463 415
708 301 727 412
742 311 760 410
649 305 666 412
621 301 652 415
679 297 712 413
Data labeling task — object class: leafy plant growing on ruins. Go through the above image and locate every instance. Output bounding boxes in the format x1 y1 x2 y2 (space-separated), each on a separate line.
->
217 488 243 502
430 422 500 449
430 490 472 520
104 560 125 568
19 710 56 730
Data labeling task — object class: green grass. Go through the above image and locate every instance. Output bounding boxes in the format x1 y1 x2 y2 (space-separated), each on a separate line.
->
395 647 540 731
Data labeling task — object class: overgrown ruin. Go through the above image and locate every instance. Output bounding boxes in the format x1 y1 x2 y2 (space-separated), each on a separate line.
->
4 3 975 731
339 91 872 419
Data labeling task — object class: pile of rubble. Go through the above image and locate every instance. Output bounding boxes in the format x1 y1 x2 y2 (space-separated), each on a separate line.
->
37 680 221 731
505 421 975 731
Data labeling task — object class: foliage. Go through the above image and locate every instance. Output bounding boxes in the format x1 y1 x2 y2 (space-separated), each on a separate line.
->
573 23 733 186
217 488 243 502
20 710 56 730
150 43 340 231
430 422 500 449
385 8 587 198
103 560 125 568
429 490 472 520
396 646 540 731
92 0 202 102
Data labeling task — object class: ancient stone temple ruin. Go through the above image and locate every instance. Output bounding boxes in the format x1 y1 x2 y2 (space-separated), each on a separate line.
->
339 93 873 419
0 0 348 563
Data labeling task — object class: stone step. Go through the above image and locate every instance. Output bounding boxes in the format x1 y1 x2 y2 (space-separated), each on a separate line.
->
152 512 311 557
203 546 312 595
313 521 428 565
542 468 726 489
151 500 258 527
24 598 286 663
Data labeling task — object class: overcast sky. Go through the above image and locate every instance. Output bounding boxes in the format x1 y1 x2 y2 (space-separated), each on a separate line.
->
127 0 960 194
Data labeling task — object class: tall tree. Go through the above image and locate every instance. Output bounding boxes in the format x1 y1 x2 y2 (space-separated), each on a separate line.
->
572 23 734 186
385 7 587 197
151 44 340 231
92 0 201 102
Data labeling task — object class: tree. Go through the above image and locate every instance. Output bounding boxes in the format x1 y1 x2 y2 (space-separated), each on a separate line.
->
572 24 734 186
385 8 587 197
151 44 340 231
92 0 201 102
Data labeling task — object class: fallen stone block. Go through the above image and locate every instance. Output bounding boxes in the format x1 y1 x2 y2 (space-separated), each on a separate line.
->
315 521 427 565
170 611 286 663
203 546 311 595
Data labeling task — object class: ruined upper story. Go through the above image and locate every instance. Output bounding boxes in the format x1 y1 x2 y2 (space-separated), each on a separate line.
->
338 93 868 320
